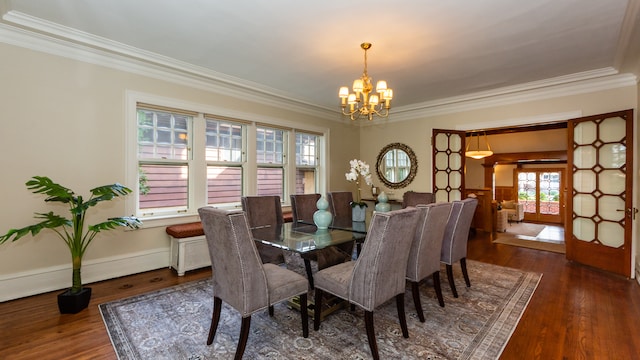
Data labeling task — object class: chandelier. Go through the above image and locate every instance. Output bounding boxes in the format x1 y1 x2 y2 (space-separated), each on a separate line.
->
465 132 494 159
339 43 393 121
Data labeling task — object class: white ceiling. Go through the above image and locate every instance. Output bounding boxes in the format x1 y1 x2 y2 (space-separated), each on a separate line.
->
2 0 639 113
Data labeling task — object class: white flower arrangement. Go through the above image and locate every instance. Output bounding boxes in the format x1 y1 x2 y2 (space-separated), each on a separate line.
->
345 159 373 207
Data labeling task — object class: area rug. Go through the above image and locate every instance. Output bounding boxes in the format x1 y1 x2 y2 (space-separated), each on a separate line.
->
495 223 565 254
493 236 566 254
504 222 545 237
100 261 541 360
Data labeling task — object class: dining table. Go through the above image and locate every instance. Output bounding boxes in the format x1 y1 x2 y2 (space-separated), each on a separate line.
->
250 221 367 319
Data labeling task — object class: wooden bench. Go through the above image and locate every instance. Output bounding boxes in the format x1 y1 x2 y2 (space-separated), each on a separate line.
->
167 211 293 275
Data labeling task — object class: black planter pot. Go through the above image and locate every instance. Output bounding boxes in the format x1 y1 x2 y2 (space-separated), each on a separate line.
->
57 287 92 314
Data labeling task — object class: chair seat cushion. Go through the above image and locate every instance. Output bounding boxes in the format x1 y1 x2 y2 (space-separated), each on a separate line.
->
314 261 355 299
263 263 308 305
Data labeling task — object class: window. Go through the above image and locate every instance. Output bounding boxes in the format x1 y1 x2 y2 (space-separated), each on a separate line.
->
295 132 318 194
205 118 244 205
137 108 191 213
256 126 285 198
127 92 327 224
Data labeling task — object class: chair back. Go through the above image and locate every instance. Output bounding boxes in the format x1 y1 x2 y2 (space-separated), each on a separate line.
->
241 195 284 228
327 191 353 220
290 193 321 223
402 191 435 208
349 207 420 310
440 198 478 265
198 207 269 316
406 202 453 282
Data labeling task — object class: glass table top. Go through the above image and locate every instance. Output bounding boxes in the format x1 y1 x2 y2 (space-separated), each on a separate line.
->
251 222 366 254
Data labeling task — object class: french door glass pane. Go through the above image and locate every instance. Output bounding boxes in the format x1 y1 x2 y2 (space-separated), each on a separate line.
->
539 172 560 215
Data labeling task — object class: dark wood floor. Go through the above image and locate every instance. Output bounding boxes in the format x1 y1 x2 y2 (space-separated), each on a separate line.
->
1 231 639 359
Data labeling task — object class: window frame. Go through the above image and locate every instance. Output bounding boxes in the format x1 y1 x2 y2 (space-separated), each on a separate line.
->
125 91 328 228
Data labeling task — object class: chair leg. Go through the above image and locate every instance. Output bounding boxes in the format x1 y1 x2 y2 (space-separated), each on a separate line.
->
207 296 222 345
432 271 445 307
234 316 251 360
364 311 380 360
303 258 314 289
300 293 309 338
460 257 471 288
396 293 409 338
268 305 274 317
313 289 323 331
446 264 458 298
410 281 425 322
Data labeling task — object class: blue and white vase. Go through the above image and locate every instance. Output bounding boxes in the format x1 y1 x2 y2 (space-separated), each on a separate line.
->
313 196 333 229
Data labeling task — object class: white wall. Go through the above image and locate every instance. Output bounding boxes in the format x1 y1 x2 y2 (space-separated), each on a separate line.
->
0 41 360 301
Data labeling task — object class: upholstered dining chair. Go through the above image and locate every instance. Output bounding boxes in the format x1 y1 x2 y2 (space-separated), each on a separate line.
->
288 193 354 289
313 207 421 360
326 191 353 220
440 198 478 298
241 195 285 264
406 202 452 321
401 191 435 208
290 193 321 224
198 207 308 360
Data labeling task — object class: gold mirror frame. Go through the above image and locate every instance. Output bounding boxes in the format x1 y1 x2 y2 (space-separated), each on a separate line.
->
375 142 418 189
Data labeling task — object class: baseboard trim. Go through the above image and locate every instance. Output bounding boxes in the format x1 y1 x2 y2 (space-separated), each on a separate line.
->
0 248 170 302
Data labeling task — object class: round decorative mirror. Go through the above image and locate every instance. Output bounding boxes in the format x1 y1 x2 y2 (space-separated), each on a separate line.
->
375 142 418 189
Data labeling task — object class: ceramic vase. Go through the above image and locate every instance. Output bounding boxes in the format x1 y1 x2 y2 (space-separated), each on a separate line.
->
313 196 333 229
352 205 366 222
375 191 391 212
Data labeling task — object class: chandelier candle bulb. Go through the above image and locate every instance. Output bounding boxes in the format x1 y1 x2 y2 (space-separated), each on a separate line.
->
339 42 393 121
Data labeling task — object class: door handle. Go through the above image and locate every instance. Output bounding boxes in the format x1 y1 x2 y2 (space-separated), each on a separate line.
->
617 208 639 220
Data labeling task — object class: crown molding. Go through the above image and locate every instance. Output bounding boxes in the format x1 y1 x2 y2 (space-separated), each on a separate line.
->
385 70 637 123
0 12 338 120
1 11 636 127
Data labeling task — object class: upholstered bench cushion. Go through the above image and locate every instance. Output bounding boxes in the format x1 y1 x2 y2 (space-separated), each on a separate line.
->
166 212 293 238
166 222 204 238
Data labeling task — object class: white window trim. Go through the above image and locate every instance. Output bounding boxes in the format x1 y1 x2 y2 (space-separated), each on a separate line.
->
125 90 329 228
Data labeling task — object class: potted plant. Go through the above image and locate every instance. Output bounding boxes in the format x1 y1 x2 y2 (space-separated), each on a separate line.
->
0 176 141 313
345 159 373 222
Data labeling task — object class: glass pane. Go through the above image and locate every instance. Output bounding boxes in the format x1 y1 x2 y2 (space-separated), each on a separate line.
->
295 168 316 194
574 121 597 144
257 167 283 197
573 217 595 241
599 169 625 195
138 164 188 209
205 119 243 162
574 145 596 169
296 133 318 166
539 172 560 215
598 195 625 222
207 166 242 204
598 222 624 247
257 127 285 165
517 171 536 214
599 116 626 143
599 143 626 168
137 108 191 160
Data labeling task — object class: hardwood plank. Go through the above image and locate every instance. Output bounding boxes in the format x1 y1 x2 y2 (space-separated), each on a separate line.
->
2 233 640 359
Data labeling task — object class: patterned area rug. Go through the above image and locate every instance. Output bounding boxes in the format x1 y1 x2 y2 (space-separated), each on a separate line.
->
100 261 540 360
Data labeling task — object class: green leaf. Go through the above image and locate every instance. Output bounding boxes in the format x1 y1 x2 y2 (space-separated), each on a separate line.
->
26 176 75 203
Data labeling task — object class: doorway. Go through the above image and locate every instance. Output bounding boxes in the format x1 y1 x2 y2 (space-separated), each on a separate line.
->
515 168 564 224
